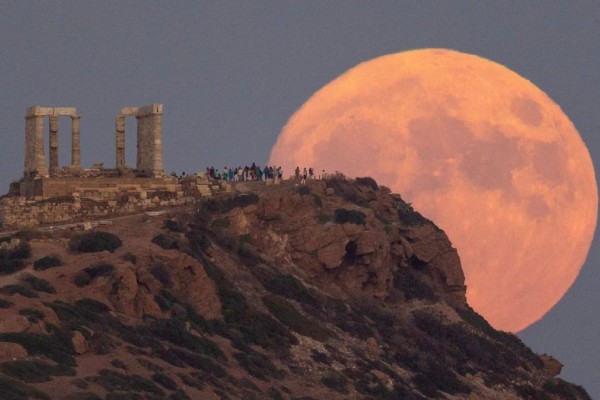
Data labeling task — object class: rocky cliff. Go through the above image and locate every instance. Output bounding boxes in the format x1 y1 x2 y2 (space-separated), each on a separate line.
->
0 177 590 399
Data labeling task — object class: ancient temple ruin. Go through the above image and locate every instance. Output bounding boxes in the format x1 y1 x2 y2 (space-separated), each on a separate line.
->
1 104 225 229
24 106 81 177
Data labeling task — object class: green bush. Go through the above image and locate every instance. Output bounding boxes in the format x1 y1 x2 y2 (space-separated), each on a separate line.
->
262 294 333 342
0 374 51 400
150 265 172 288
296 186 310 195
542 379 590 400
202 193 259 214
316 212 330 224
0 298 14 308
69 231 122 253
0 359 75 383
320 371 349 394
0 330 75 366
210 217 231 230
0 285 39 298
33 255 62 271
0 259 25 275
85 369 164 395
163 219 184 232
63 393 101 400
393 268 438 301
74 263 114 287
152 234 179 250
394 196 431 227
21 274 56 294
19 308 45 323
121 252 137 264
333 208 366 225
355 177 378 190
151 373 178 390
233 350 284 381
110 359 127 370
6 242 32 260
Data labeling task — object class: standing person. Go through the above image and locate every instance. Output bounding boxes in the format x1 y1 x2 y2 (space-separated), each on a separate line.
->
301 168 307 184
309 168 314 180
295 166 300 180
223 167 228 181
228 168 234 181
237 167 243 182
263 166 269 181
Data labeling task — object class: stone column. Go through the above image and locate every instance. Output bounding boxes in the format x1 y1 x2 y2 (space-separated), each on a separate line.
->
115 115 125 168
135 104 164 177
49 115 59 172
70 114 81 168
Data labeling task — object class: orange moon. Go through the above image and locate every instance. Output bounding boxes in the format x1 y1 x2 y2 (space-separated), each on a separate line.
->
269 48 598 332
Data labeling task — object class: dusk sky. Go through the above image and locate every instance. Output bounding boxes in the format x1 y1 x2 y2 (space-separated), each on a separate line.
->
1 2 599 396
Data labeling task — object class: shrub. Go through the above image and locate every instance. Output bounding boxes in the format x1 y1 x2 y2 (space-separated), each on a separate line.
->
21 274 56 294
333 208 366 225
33 255 62 271
393 268 438 301
202 193 259 214
0 298 14 308
64 393 101 400
163 219 184 232
320 371 349 394
296 186 310 195
69 231 122 253
262 294 333 342
152 234 179 250
210 217 231 230
19 308 45 323
0 259 25 275
394 196 431 227
0 374 51 400
316 212 330 224
110 359 127 370
233 351 284 381
85 369 164 395
122 252 137 264
6 242 32 260
150 265 172 288
355 177 378 191
0 359 75 383
74 263 114 287
0 330 75 365
186 230 211 256
151 373 178 390
0 285 39 298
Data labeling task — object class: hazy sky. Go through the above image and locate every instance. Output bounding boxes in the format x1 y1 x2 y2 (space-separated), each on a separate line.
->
1 2 599 396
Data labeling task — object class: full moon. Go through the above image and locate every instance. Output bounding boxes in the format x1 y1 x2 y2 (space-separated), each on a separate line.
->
269 49 598 332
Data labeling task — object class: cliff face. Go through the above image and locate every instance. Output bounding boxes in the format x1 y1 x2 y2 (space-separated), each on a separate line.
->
0 177 590 400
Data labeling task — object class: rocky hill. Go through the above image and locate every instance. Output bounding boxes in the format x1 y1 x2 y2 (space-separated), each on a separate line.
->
0 177 590 400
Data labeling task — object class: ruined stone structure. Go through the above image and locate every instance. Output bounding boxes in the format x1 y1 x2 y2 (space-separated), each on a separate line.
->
24 106 81 177
1 104 229 229
116 104 164 177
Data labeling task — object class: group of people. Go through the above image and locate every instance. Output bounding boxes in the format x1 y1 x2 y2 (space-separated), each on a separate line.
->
203 164 327 184
205 163 283 182
295 166 327 184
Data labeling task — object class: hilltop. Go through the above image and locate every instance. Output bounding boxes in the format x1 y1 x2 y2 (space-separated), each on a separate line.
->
0 177 590 400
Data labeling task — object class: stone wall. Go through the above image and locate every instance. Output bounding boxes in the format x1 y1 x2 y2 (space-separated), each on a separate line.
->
0 174 232 230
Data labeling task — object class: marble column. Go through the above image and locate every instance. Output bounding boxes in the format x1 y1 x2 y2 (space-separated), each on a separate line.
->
70 114 81 168
115 115 125 168
49 115 59 172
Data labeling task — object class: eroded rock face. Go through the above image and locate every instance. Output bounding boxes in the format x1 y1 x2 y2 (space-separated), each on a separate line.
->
224 180 466 305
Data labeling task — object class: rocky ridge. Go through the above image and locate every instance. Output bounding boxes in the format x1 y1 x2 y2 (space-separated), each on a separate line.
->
0 176 590 400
